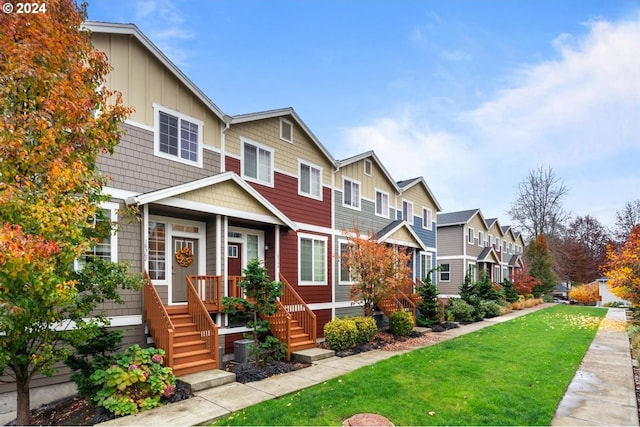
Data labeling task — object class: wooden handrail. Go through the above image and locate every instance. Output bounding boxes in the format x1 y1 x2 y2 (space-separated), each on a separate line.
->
143 272 174 368
262 274 317 360
188 275 224 311
186 276 220 368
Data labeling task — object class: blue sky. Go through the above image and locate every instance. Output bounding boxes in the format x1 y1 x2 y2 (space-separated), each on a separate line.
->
87 0 640 229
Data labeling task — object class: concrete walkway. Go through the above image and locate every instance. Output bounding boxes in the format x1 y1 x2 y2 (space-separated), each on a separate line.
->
92 305 636 426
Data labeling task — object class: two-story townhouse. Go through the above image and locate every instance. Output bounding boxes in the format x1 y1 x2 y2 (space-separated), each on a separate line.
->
500 225 525 280
222 108 339 340
396 177 442 285
436 209 501 296
485 218 506 283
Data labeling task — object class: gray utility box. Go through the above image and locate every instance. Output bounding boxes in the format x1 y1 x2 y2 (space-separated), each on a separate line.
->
233 339 255 363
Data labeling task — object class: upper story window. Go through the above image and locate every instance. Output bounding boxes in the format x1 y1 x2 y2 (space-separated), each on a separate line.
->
478 231 484 246
422 207 433 230
402 200 414 225
154 104 203 167
299 161 322 199
364 159 372 176
487 234 492 247
280 118 293 143
375 190 389 218
468 228 474 244
242 138 274 186
496 238 501 252
343 178 360 209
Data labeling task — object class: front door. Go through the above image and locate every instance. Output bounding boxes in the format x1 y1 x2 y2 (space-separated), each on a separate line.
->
172 237 199 303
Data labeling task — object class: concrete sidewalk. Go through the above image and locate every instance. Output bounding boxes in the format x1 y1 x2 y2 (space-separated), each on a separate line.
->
90 306 636 426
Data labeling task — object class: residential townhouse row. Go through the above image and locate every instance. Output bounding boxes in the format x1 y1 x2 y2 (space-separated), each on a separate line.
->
0 21 525 401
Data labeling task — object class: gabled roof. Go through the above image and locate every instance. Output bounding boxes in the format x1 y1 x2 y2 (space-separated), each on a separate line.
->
83 21 226 121
338 150 400 193
485 218 505 238
375 220 428 251
125 172 297 230
397 177 443 212
437 208 483 227
229 108 338 170
508 254 523 267
477 246 500 264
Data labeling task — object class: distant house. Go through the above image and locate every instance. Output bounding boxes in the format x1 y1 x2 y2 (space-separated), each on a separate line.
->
596 277 630 306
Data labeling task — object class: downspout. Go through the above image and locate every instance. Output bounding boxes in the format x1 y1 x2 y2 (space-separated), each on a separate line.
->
331 165 337 321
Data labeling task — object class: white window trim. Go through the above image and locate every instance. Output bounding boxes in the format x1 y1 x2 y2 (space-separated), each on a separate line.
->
280 118 293 143
419 251 433 283
478 231 484 246
402 199 414 225
337 238 354 285
74 202 119 270
241 136 275 187
298 159 323 201
364 159 372 176
468 227 474 244
153 103 204 168
375 189 390 218
342 177 361 210
298 232 328 286
422 207 433 230
496 238 501 252
439 263 451 282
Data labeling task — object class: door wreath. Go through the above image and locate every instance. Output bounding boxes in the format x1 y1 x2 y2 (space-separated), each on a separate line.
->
175 246 193 267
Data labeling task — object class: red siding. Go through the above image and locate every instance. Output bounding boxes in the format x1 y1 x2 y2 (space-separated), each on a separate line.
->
226 156 331 228
315 309 332 338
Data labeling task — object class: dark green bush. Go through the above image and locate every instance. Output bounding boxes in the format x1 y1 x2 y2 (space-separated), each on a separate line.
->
389 310 414 337
350 316 378 345
446 298 474 322
324 317 358 351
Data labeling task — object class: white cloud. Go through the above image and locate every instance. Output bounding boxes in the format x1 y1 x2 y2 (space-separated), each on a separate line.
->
340 12 640 226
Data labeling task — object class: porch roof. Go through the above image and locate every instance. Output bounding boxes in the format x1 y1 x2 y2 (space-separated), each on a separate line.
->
375 220 428 251
125 172 298 230
508 254 523 267
477 246 500 263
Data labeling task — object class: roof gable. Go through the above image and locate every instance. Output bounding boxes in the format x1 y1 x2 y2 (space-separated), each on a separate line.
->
375 220 427 251
338 150 400 193
397 177 443 212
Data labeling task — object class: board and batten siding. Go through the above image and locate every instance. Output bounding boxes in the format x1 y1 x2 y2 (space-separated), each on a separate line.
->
91 32 223 151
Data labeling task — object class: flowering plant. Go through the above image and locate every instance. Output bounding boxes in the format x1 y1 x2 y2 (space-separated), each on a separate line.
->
90 345 176 416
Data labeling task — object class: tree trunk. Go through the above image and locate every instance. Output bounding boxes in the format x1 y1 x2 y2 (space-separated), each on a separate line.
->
16 377 31 426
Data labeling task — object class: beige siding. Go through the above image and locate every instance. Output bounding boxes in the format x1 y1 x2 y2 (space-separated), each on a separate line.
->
226 118 333 183
179 181 276 217
400 183 439 212
335 159 397 201
91 32 223 151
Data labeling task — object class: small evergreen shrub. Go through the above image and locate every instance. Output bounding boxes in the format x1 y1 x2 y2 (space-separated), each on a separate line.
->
389 310 414 337
351 316 378 345
480 300 502 318
446 298 474 322
90 345 176 416
324 317 358 351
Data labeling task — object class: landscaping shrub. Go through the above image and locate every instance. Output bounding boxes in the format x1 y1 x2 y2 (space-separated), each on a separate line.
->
90 345 176 416
446 298 474 323
389 310 414 337
350 316 378 345
324 317 358 351
480 300 502 318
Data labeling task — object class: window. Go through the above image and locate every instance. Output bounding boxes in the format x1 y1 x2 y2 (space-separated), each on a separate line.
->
487 234 492 247
76 204 118 269
402 200 414 225
280 118 293 143
247 234 259 260
422 207 433 230
148 222 166 281
478 231 484 246
494 265 501 282
242 139 273 185
228 245 239 258
375 190 389 217
154 105 203 167
467 264 476 282
364 159 372 176
299 235 326 284
339 241 353 284
299 161 322 199
468 228 474 244
439 263 450 282
420 252 432 283
343 178 360 209
496 238 501 252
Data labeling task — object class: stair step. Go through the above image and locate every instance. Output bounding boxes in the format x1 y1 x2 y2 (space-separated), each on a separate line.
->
291 347 335 364
173 349 214 365
170 314 195 325
178 369 236 392
290 340 316 351
174 331 201 344
172 358 219 377
174 340 208 353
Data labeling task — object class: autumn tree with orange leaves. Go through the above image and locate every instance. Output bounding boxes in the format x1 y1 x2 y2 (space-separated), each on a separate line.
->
342 229 412 316
0 1 143 424
604 225 640 305
568 282 600 305
511 266 541 296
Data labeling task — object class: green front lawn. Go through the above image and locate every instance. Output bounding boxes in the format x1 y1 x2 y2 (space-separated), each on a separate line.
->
211 305 606 426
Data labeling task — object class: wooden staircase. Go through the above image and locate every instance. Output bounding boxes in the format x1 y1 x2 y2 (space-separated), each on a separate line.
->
166 306 219 376
378 290 417 325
